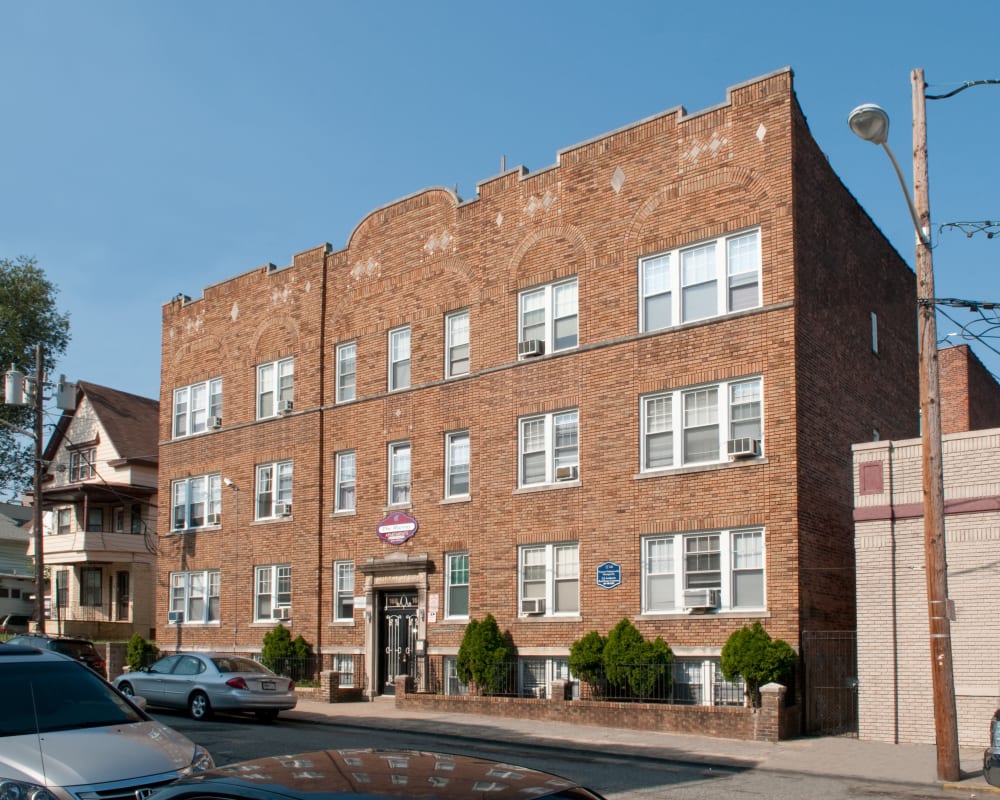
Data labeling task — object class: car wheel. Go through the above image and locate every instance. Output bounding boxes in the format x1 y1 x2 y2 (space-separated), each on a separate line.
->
188 690 212 720
117 681 135 697
255 709 279 723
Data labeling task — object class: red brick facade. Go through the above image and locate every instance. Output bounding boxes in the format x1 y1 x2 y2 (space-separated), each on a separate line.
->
158 69 917 719
939 344 1000 434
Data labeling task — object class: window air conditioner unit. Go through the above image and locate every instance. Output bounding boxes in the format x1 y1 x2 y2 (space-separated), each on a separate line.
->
518 339 545 359
520 598 545 615
277 502 292 517
208 415 223 429
206 512 220 525
274 606 292 621
555 465 579 481
278 400 294 414
167 611 184 624
683 589 719 611
727 437 761 459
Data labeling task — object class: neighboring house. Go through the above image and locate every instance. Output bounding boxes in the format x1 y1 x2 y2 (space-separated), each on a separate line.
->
0 502 32 576
854 345 1000 747
159 68 919 734
27 382 159 640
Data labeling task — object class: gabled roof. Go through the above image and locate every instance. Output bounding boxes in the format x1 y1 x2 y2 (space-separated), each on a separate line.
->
0 502 31 543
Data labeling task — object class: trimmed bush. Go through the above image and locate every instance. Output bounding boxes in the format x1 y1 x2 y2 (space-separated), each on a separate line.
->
456 614 515 695
602 618 673 699
125 632 159 672
261 624 314 681
568 630 606 686
721 621 797 707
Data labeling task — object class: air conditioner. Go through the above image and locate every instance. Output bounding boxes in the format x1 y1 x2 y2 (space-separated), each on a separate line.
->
683 589 719 611
517 339 545 359
520 598 546 615
208 415 223 429
278 399 294 414
206 512 220 525
167 611 184 624
274 606 292 621
277 502 292 517
727 437 761 459
555 465 579 481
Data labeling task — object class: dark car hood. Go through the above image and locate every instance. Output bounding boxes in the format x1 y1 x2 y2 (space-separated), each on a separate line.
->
156 748 602 799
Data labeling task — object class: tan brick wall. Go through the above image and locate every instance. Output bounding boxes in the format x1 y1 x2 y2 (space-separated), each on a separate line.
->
854 428 1000 745
158 70 916 725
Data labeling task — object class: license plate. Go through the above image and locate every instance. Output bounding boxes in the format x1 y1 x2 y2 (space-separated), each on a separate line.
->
261 681 275 690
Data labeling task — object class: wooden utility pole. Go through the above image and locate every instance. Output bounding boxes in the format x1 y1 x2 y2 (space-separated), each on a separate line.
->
911 66 960 783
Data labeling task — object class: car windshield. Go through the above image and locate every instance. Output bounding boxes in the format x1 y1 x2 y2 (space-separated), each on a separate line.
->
211 656 274 674
0 660 146 736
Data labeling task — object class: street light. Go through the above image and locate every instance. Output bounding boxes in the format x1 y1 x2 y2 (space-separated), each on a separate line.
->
849 68 959 782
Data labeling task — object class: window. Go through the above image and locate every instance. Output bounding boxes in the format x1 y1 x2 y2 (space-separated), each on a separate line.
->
335 451 356 512
69 448 96 481
255 461 292 519
519 542 579 615
641 528 765 612
130 504 143 534
113 507 125 532
519 277 578 354
445 431 470 498
334 561 354 621
336 342 357 402
519 410 578 487
172 378 222 437
519 657 572 699
56 508 71 534
86 508 103 533
443 656 469 696
334 654 355 688
388 442 410 506
171 474 222 530
388 326 411 391
80 566 102 607
255 564 291 621
871 311 879 354
445 310 470 378
639 229 761 331
445 552 469 618
55 570 68 609
641 377 762 469
169 570 221 624
257 357 294 418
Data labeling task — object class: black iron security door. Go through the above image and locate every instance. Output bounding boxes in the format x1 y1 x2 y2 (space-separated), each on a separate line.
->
379 591 417 695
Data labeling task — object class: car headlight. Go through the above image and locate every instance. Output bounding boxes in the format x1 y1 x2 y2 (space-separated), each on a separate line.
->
184 744 215 774
0 779 58 800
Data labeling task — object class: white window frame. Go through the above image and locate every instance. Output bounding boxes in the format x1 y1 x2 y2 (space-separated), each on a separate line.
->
445 309 470 378
172 378 222 438
640 528 765 613
334 560 354 621
639 228 761 332
336 342 357 403
445 551 469 619
255 563 291 621
445 431 470 498
518 542 579 616
170 473 222 531
519 657 572 699
518 409 578 487
255 460 293 520
335 450 356 512
257 357 294 419
388 326 411 391
169 570 221 624
69 448 96 482
518 277 578 354
388 441 411 506
640 377 763 470
333 654 355 688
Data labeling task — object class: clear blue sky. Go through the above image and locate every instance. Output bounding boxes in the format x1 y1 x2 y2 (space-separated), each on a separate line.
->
2 1 997 401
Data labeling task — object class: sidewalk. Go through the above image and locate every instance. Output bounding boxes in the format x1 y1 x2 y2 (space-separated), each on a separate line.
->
285 696 993 794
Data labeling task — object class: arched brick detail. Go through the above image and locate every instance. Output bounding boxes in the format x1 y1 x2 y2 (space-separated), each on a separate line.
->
169 334 229 370
508 224 593 287
346 188 460 253
250 315 301 361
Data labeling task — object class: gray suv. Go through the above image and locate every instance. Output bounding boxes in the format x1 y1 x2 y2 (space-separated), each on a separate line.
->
0 641 214 799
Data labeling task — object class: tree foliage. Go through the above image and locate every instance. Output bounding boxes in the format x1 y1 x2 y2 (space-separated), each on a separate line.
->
261 624 314 680
125 632 160 672
601 618 673 699
720 621 797 707
0 256 71 500
456 614 515 695
568 630 606 685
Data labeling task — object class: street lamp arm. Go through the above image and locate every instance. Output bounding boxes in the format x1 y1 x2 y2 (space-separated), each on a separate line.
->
926 78 1000 100
879 141 931 247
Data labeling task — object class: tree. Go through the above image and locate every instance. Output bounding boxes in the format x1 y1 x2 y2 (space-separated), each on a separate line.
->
602 618 673 699
0 256 71 500
720 621 797 708
456 614 515 695
568 630 606 686
261 624 315 680
125 632 159 672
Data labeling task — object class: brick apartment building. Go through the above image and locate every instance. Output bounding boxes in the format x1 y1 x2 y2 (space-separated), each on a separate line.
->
854 345 1000 746
158 68 919 727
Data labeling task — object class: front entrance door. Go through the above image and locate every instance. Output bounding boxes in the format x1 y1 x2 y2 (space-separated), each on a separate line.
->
379 591 417 695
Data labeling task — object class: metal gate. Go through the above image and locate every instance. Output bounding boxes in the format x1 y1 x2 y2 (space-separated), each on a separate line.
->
801 630 858 736
379 591 417 695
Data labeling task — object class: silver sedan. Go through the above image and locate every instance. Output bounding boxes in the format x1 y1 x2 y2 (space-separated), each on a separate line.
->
113 652 297 722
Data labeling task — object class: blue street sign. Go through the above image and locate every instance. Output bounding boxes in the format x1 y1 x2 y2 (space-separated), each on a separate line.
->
596 561 622 590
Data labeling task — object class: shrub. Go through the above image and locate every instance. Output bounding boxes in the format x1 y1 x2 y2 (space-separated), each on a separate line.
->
261 624 314 681
602 618 673 699
125 632 159 672
456 614 515 695
720 621 797 707
568 630 606 686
